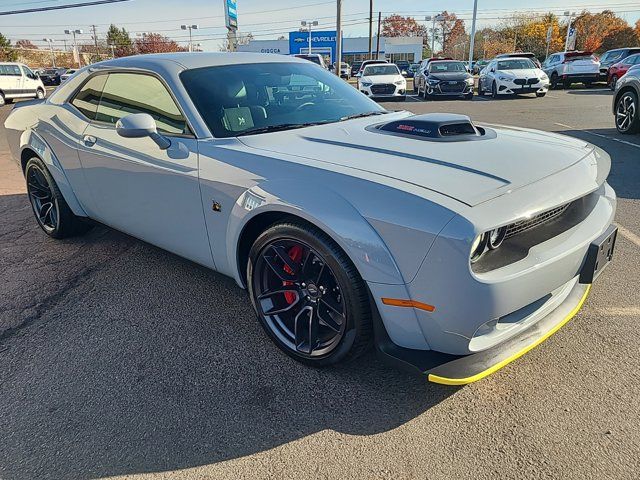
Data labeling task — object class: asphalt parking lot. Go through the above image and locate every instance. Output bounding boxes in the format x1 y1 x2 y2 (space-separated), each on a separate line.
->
1 87 639 480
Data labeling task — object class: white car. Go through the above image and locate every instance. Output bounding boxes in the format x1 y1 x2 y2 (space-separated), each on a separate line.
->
0 62 46 106
478 57 549 98
59 69 78 83
542 51 600 89
357 63 406 101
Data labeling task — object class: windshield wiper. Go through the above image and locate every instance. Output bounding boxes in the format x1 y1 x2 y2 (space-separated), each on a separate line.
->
339 111 389 121
236 121 334 137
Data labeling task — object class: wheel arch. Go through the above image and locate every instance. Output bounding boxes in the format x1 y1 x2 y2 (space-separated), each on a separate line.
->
19 130 88 217
227 183 407 290
614 84 638 109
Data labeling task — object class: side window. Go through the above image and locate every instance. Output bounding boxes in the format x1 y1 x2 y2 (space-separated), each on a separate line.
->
22 66 35 77
71 75 108 120
95 73 188 135
9 65 21 76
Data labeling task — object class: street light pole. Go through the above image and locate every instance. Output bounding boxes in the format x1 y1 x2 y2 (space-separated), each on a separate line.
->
336 0 342 77
468 0 478 71
64 29 83 68
301 20 318 55
425 14 444 56
43 38 56 67
181 24 199 52
563 11 576 52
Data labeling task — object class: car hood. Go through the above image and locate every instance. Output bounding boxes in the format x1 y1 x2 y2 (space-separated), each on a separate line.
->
237 112 595 207
497 68 543 78
429 72 471 81
361 74 402 84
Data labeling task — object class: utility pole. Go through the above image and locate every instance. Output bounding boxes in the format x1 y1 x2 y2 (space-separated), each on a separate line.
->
301 20 318 55
368 0 373 60
375 11 381 59
91 24 98 61
468 0 478 71
336 0 342 77
64 28 83 68
425 14 444 56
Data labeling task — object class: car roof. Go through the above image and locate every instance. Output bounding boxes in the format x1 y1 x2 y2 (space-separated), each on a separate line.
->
94 52 301 72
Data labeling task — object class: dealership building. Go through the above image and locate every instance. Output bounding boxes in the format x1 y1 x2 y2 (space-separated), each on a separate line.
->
238 31 424 65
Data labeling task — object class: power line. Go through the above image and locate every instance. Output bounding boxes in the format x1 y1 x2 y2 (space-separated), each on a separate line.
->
0 0 132 16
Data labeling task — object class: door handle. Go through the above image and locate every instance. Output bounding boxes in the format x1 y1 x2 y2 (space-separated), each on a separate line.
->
83 135 97 147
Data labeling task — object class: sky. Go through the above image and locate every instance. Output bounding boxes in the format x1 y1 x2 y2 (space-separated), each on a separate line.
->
1 0 639 51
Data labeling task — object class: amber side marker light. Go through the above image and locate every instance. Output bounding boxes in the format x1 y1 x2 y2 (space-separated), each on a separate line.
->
381 298 436 312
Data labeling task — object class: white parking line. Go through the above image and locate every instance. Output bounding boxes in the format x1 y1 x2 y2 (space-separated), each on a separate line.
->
554 122 574 129
593 306 640 317
585 130 640 150
617 224 640 248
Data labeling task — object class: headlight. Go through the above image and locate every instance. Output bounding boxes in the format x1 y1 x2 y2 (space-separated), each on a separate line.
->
361 82 373 87
497 75 511 81
470 226 508 263
395 80 405 85
465 77 474 85
540 73 548 80
427 78 440 85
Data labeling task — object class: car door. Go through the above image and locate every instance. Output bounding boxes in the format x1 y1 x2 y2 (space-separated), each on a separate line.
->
4 65 23 97
19 65 38 97
76 71 214 268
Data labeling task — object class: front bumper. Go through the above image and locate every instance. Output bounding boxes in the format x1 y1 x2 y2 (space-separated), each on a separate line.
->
360 83 406 98
426 81 474 96
374 280 591 384
496 79 549 95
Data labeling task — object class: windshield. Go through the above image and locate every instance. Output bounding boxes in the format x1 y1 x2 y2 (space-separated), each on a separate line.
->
363 64 400 76
181 62 384 138
296 55 321 65
429 61 467 73
497 59 535 70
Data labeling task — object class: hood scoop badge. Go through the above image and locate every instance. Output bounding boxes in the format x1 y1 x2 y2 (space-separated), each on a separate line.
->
372 113 494 142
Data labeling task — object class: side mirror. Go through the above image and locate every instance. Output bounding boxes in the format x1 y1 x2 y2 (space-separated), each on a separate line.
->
355 72 362 78
116 113 171 150
401 70 407 75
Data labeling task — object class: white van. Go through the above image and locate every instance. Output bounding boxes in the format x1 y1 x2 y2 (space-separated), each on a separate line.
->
0 63 46 106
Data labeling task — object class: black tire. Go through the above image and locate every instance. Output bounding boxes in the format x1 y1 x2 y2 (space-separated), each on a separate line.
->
615 90 640 134
36 88 45 99
550 72 559 90
536 92 546 98
25 157 93 239
247 221 373 366
491 81 498 99
397 95 407 102
477 82 484 96
0 92 5 106
464 92 474 100
609 76 617 91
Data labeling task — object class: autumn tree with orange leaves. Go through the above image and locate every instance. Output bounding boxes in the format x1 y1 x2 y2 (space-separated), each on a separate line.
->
572 10 638 52
135 33 187 54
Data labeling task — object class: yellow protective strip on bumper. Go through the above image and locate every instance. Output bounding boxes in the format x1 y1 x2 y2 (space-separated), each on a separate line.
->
427 284 592 386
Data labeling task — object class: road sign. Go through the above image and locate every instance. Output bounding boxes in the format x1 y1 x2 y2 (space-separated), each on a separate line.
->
224 0 237 31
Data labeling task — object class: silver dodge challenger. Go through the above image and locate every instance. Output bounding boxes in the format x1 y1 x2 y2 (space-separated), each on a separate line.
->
5 53 618 384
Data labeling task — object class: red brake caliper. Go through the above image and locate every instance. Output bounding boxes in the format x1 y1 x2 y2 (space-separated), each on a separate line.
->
283 245 303 304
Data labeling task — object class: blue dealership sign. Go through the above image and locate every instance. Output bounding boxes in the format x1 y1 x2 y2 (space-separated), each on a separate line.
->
225 0 238 30
289 30 338 62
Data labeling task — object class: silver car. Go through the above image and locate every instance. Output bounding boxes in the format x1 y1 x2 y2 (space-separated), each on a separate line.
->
5 53 617 384
612 64 640 134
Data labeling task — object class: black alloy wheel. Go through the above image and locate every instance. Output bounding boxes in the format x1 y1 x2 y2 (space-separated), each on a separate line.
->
25 157 92 238
615 91 640 134
248 222 372 366
550 72 559 89
26 162 59 234
609 75 618 91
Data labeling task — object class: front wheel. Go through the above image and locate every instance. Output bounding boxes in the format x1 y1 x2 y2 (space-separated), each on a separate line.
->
464 92 474 100
247 222 373 366
550 73 559 89
609 76 618 91
25 157 93 239
536 92 547 98
491 81 498 99
615 91 640 134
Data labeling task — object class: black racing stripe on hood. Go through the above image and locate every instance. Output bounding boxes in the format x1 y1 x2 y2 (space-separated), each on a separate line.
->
301 137 510 184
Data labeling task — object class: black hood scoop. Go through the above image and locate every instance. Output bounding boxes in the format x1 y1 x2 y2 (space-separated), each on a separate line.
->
370 113 495 142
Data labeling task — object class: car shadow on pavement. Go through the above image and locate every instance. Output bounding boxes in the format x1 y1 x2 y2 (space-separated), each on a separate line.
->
565 88 613 95
557 129 640 200
0 193 455 480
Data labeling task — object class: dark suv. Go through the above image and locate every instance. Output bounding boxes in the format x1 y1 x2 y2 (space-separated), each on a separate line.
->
599 47 640 82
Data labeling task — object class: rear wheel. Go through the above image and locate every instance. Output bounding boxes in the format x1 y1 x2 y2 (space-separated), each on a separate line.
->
550 72 559 89
609 75 618 91
615 90 640 134
247 222 373 366
36 88 45 99
491 81 498 99
25 157 93 239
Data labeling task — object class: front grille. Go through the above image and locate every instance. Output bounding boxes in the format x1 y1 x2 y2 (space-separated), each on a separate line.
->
505 203 571 239
371 84 396 94
513 78 539 85
438 81 465 93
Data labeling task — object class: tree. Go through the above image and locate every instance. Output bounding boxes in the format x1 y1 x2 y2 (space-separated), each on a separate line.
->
220 32 254 52
599 26 639 52
572 10 630 52
382 14 427 38
16 39 38 50
106 24 134 57
636 19 640 39
435 12 465 55
0 33 17 61
134 33 186 54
